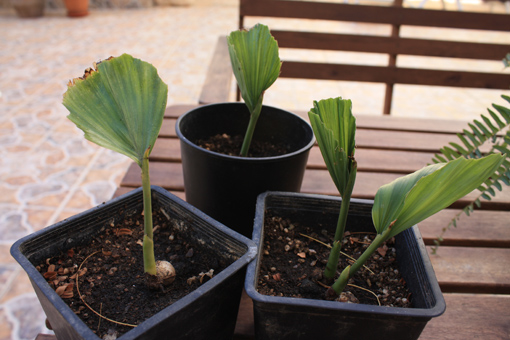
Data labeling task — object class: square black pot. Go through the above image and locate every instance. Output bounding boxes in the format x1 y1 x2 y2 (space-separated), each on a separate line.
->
246 192 445 340
11 186 257 340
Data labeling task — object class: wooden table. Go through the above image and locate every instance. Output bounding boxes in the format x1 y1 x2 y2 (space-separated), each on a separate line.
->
38 104 510 339
117 104 510 339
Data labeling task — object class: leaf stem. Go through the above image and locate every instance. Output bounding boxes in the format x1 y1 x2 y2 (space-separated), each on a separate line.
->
240 97 263 157
324 162 357 280
330 226 392 295
142 147 157 276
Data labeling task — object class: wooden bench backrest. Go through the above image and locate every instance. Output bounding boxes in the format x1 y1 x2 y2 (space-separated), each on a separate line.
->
239 0 510 114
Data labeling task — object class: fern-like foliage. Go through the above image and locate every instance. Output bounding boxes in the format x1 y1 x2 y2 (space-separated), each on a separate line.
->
431 95 510 253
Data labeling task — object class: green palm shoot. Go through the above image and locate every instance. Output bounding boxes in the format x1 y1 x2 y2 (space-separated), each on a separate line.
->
227 23 281 156
308 98 357 281
309 97 505 298
63 54 175 287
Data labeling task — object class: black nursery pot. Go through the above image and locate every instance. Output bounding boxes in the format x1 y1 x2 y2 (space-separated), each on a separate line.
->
11 186 257 340
176 103 315 238
246 192 446 340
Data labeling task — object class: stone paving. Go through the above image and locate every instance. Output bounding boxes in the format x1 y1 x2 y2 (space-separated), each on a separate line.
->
0 0 508 339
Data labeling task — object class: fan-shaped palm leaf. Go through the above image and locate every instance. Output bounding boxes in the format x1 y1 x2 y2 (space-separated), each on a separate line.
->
63 54 168 167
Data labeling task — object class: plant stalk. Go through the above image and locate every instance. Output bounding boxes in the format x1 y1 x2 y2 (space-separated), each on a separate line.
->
330 226 393 295
142 147 157 276
324 162 357 280
240 97 264 157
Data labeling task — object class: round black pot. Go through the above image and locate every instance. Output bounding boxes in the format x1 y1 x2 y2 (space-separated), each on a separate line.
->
176 103 315 238
246 192 446 340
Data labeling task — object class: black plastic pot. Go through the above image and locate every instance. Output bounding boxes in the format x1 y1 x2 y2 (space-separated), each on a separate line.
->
176 103 315 238
11 186 257 340
246 192 446 340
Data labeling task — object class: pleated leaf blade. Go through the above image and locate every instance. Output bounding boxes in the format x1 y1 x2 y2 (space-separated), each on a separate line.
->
373 154 504 238
64 54 168 167
227 24 281 114
308 98 356 196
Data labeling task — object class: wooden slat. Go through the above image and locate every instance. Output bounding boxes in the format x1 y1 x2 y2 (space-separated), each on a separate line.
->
121 162 510 210
161 110 471 135
301 169 510 209
273 30 509 60
429 246 510 294
151 138 435 174
419 294 510 339
159 118 176 137
241 0 510 31
164 104 197 119
120 162 184 191
158 119 466 153
199 36 233 105
419 209 510 248
280 62 510 90
354 115 469 134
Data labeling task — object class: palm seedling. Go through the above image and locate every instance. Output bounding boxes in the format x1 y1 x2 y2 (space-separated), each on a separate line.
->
308 97 504 298
227 23 281 157
63 54 176 288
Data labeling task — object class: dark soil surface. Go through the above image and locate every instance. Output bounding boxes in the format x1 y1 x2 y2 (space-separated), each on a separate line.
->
36 209 233 339
257 212 412 307
195 133 289 157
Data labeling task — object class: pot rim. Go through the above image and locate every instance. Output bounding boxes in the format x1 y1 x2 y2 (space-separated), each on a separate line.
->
175 102 316 162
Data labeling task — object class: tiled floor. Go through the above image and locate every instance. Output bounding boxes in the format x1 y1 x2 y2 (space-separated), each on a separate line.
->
0 0 508 339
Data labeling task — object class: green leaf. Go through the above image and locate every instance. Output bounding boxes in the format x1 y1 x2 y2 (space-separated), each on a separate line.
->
227 24 281 115
493 103 510 123
474 198 481 208
441 146 460 160
493 179 503 191
64 54 168 167
433 153 447 163
372 163 443 235
468 123 485 142
481 193 492 200
458 133 476 151
474 119 492 137
481 114 499 135
450 142 469 156
488 108 506 129
373 155 504 238
308 98 356 196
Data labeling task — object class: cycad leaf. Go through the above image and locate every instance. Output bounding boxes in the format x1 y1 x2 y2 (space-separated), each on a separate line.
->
373 155 504 238
474 119 492 137
488 108 506 128
450 142 469 156
227 24 281 114
458 133 476 150
493 103 510 123
64 54 168 167
308 98 356 196
468 123 485 142
481 114 499 134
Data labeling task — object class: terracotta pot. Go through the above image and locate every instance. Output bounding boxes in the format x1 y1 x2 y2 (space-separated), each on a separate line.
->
63 0 89 17
11 0 44 18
